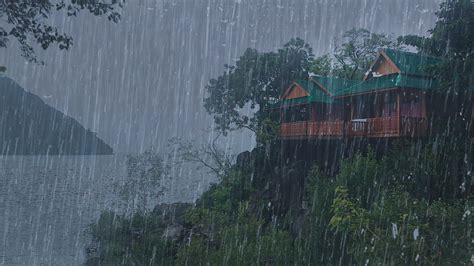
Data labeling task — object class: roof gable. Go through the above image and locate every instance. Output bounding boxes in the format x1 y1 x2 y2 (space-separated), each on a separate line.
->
279 77 359 107
281 79 337 106
285 84 310 99
382 49 442 77
364 53 400 80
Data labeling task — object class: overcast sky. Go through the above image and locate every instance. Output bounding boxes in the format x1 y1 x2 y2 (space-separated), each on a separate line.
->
0 0 442 153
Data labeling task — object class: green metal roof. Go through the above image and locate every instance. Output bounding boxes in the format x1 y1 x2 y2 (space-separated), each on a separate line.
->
273 49 444 108
334 73 439 97
280 79 345 107
384 49 443 77
310 76 359 95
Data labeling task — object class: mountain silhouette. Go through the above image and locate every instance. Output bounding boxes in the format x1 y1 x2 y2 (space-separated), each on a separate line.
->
0 75 113 155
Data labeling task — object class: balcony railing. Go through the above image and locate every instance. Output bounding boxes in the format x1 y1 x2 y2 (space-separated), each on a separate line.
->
308 121 344 136
349 119 367 136
280 116 428 139
367 117 400 137
400 117 428 137
281 121 344 139
280 121 308 138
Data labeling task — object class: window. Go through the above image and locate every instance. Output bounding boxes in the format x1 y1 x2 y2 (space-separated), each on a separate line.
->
284 105 310 122
401 91 423 117
382 92 397 117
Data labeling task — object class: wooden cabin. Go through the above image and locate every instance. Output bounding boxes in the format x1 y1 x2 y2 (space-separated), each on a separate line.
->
280 77 357 139
279 49 441 139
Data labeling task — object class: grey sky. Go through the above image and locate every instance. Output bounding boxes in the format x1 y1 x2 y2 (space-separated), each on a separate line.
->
0 0 442 153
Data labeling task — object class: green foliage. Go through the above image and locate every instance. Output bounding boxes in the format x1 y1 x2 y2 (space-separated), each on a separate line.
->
296 165 343 265
204 38 314 138
330 150 472 264
86 211 175 265
399 0 474 200
205 28 402 140
176 163 297 265
241 6 468 265
87 3 474 265
298 156 381 264
401 0 474 59
87 150 172 265
177 206 295 265
334 188 471 265
255 118 280 144
337 150 382 207
329 186 369 233
88 146 472 265
299 148 472 265
313 28 402 80
310 54 332 76
196 169 254 214
382 141 466 200
333 28 401 79
0 1 123 63
400 0 474 113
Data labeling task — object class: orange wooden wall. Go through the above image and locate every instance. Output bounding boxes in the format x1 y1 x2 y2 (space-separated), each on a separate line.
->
373 57 399 76
286 85 310 99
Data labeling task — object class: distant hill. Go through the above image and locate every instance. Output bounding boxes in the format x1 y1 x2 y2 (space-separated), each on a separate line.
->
0 75 113 155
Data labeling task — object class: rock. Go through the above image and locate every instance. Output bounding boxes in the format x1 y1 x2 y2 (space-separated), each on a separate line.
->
162 224 185 241
152 202 192 243
236 150 251 168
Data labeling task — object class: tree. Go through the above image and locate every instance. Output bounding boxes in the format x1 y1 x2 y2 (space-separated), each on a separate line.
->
86 211 176 266
400 0 474 98
116 149 166 213
329 28 401 79
309 54 332 76
399 0 473 92
330 186 471 265
400 0 473 59
203 38 314 139
399 0 474 197
168 136 234 179
0 0 123 63
399 0 473 96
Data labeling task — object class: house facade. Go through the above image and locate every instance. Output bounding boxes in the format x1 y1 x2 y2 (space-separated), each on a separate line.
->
279 49 441 139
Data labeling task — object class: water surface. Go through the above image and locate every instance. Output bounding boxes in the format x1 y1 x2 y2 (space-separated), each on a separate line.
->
0 155 210 265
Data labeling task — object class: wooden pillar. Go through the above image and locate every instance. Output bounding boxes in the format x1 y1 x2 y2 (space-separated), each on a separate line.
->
421 92 427 118
313 103 317 122
397 92 401 135
350 97 355 120
280 105 284 123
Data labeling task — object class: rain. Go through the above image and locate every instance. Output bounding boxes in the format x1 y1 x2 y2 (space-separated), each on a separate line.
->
0 0 472 265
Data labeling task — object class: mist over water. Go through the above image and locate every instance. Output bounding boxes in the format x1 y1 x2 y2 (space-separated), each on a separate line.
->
0 156 124 265
0 155 210 265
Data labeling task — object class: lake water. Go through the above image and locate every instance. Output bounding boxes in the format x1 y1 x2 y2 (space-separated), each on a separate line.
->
0 155 213 265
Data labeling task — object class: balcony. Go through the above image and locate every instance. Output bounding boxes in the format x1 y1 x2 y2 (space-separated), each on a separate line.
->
280 121 344 139
280 117 428 139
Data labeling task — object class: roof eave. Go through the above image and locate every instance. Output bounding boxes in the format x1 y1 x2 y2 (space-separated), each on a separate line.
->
334 87 400 98
309 77 334 96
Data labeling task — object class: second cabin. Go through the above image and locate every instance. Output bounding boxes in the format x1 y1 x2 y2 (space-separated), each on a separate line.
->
278 49 441 139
